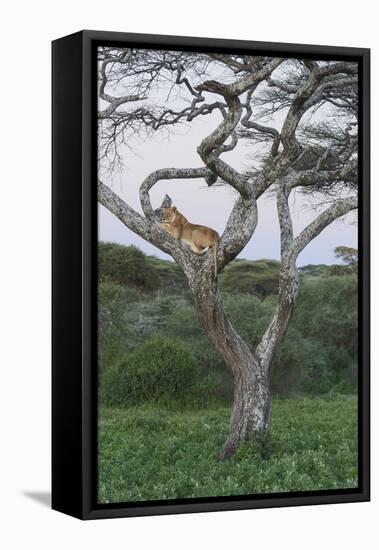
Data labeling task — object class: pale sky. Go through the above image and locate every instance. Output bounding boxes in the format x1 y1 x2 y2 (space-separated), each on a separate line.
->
98 55 358 267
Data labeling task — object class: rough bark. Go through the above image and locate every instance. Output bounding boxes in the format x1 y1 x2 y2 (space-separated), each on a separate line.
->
183 255 272 461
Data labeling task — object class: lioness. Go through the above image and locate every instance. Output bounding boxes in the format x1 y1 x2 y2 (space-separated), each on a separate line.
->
160 206 219 276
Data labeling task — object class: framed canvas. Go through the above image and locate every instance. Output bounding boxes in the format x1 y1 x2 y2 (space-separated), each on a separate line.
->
52 30 370 520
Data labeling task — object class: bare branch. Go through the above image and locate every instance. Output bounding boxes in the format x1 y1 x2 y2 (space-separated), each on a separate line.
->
196 57 284 97
98 180 177 257
277 183 294 257
139 166 211 219
255 181 297 368
197 95 252 198
241 88 280 156
290 195 358 260
279 62 358 159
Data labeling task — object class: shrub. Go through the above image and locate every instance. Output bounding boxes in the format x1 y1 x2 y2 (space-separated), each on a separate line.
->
98 241 160 290
272 335 357 397
224 292 275 349
146 256 187 293
271 327 306 396
220 259 280 298
292 275 358 357
97 249 358 400
271 275 357 396
100 336 197 406
98 280 139 372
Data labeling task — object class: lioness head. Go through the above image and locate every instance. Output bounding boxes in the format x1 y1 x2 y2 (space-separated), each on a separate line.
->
162 206 177 223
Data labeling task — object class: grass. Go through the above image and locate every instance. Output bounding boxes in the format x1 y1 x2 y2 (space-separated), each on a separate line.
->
97 396 358 504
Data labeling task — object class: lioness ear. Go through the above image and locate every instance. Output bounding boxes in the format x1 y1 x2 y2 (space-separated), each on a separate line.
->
173 206 177 212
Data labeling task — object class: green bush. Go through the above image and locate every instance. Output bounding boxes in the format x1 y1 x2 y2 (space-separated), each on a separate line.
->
146 255 187 294
224 292 275 348
220 259 280 298
298 339 339 395
98 280 140 372
100 336 197 406
272 336 357 397
270 275 357 396
98 241 160 289
271 327 306 396
298 264 330 278
292 275 358 393
292 275 357 353
97 242 358 399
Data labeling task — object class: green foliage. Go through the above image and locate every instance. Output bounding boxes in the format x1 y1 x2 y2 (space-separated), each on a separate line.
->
160 298 232 399
98 242 358 399
158 293 275 403
272 275 357 395
223 293 274 348
293 275 357 354
98 241 160 289
273 336 343 396
98 397 358 503
98 241 190 296
334 246 358 272
298 264 330 278
324 264 352 276
145 255 187 293
100 336 197 406
98 280 139 372
300 249 358 278
97 243 359 503
220 259 280 298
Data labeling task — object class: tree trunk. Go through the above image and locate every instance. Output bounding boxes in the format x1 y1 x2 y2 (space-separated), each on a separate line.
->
187 261 272 461
221 369 272 461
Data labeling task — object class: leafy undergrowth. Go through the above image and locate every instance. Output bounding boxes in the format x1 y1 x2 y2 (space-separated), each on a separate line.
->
97 396 358 504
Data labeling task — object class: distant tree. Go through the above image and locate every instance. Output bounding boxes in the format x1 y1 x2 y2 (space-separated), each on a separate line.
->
334 246 358 272
97 49 358 459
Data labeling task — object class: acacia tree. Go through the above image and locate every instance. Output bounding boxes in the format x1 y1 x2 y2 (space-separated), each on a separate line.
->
335 246 358 272
97 48 358 460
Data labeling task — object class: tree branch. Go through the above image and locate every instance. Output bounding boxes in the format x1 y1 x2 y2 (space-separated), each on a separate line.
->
277 182 294 257
197 94 252 198
290 195 358 260
280 62 358 160
241 88 281 157
256 191 357 370
98 180 184 260
218 196 258 268
139 166 212 219
98 49 146 119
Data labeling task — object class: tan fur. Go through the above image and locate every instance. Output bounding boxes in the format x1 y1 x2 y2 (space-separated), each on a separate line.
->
160 207 219 277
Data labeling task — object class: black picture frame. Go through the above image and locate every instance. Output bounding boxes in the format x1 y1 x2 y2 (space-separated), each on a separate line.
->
52 30 370 520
